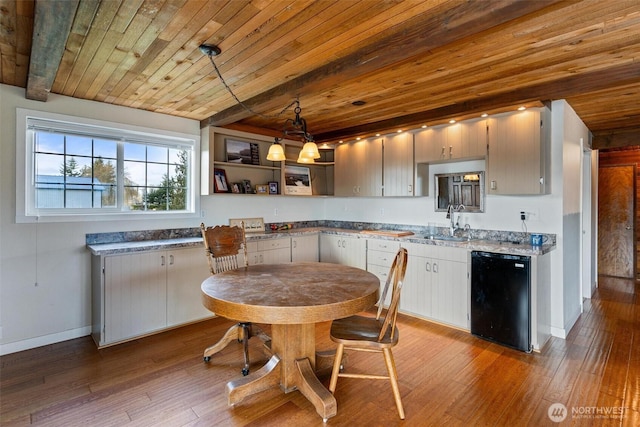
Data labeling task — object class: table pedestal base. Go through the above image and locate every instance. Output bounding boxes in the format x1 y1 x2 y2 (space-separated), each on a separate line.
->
225 323 337 421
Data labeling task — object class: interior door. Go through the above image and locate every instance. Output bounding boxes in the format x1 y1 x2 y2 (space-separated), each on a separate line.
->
598 165 635 278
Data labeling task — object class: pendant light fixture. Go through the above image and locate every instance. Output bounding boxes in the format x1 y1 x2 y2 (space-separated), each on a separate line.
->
266 137 286 161
200 43 320 164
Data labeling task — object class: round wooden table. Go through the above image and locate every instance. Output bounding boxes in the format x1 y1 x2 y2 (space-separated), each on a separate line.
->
201 262 379 421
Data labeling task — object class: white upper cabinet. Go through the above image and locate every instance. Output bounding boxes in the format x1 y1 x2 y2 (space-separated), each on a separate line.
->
415 119 487 163
334 138 383 197
486 107 550 195
383 132 414 196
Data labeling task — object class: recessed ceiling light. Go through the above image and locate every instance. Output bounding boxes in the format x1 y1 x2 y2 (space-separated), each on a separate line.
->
449 119 456 124
481 113 488 118
518 106 526 111
421 125 428 128
356 137 361 140
352 100 366 106
397 129 402 133
375 133 381 137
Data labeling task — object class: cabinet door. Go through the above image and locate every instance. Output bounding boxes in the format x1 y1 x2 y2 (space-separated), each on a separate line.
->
459 119 487 158
334 141 360 196
292 234 319 262
104 252 167 343
361 138 383 197
340 236 367 269
383 133 414 196
334 139 382 196
257 238 291 264
487 108 546 195
319 234 339 263
415 126 447 163
166 247 213 327
319 234 366 269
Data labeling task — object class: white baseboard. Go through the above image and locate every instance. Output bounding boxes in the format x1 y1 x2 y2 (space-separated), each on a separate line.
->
0 326 91 356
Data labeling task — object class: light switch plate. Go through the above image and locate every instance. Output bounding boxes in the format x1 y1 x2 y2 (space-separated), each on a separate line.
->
229 217 265 233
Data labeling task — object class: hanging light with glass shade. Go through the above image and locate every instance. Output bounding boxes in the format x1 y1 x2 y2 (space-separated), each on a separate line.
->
266 137 286 161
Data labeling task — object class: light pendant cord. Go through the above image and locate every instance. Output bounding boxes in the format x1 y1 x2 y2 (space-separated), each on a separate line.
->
205 54 298 120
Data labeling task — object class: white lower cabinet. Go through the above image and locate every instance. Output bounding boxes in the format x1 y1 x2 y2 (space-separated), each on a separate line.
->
247 236 291 265
166 247 214 327
93 247 212 347
401 243 469 330
366 238 401 306
291 234 319 262
319 234 367 269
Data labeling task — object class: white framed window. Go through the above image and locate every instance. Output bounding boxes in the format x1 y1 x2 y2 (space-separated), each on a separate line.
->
17 108 200 222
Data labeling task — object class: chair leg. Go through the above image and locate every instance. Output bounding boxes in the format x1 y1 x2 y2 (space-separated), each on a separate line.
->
382 348 405 419
203 323 243 362
328 343 344 393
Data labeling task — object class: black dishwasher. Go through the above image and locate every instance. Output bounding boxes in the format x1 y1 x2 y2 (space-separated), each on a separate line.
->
470 251 531 352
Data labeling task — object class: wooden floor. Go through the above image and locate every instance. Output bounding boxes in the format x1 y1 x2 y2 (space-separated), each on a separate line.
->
1 275 639 426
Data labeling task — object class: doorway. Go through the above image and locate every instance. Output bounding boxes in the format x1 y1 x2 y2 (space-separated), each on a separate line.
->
597 164 635 279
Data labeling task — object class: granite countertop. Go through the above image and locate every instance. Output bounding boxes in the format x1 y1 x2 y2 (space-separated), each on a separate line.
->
87 226 554 256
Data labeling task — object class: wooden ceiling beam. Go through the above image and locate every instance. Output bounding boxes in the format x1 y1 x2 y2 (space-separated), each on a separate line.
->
314 61 640 142
593 126 640 150
201 0 563 128
26 0 79 101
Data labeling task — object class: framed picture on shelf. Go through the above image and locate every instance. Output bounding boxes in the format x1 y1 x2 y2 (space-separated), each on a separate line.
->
213 168 230 193
231 182 243 193
242 179 255 194
255 184 268 195
225 139 260 165
284 165 312 195
268 181 279 195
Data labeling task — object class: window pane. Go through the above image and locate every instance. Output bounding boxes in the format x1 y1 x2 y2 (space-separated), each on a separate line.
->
35 153 64 176
67 156 92 177
66 135 92 156
94 139 117 159
100 184 117 208
124 142 146 161
169 148 184 164
124 160 146 186
147 145 167 163
147 163 167 187
35 132 64 154
145 187 168 211
124 186 145 210
92 158 116 184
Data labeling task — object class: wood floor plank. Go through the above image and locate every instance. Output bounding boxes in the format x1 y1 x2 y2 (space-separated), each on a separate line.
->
1 275 638 426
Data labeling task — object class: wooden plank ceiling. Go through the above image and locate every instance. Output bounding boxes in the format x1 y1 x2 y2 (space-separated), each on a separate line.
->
1 0 640 149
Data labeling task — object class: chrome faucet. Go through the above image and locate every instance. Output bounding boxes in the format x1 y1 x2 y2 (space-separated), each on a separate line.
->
446 204 465 236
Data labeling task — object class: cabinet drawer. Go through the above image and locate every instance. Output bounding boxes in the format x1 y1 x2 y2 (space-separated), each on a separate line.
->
367 263 391 282
368 249 397 268
367 239 400 253
257 238 290 251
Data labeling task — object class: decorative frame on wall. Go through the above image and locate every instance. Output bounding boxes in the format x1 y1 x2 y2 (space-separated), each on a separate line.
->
225 139 260 165
284 165 312 195
213 168 230 193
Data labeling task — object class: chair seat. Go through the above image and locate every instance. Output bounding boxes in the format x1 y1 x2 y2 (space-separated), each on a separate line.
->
330 315 399 349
